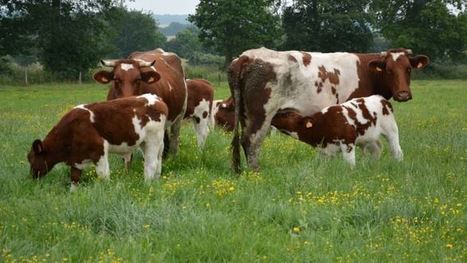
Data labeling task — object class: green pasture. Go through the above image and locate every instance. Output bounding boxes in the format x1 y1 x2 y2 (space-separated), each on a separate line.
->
0 80 465 262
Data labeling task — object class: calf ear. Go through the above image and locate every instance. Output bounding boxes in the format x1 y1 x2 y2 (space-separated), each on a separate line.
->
141 70 161 84
410 55 430 69
93 71 113 84
369 60 386 72
32 139 44 154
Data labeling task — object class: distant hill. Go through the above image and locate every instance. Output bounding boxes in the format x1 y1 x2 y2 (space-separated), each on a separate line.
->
154 14 189 27
160 22 191 37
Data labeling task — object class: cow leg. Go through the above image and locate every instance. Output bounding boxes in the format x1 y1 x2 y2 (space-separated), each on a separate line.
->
168 117 182 155
193 114 210 148
362 140 383 159
340 143 356 167
242 114 275 171
70 167 82 192
162 132 170 158
123 153 132 172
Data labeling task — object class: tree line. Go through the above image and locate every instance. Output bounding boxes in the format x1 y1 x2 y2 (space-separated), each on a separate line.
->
1 0 466 80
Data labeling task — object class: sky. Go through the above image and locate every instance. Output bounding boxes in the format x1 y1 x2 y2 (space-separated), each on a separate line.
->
125 0 200 14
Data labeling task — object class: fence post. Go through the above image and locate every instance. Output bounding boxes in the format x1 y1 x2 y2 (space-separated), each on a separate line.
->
24 67 29 86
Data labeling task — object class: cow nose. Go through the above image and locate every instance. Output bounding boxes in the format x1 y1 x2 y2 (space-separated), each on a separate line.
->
396 91 411 101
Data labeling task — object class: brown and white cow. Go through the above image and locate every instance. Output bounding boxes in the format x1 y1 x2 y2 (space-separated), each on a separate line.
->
272 95 403 166
27 94 168 191
185 79 214 147
212 97 235 131
229 47 428 172
94 48 187 155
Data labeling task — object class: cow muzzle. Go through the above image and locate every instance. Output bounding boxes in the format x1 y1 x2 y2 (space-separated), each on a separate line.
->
395 91 412 101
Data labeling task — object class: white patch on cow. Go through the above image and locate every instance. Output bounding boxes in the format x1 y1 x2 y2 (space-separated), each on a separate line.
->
74 159 93 170
150 66 157 71
74 105 95 123
120 63 134 71
138 93 159 106
192 98 211 148
391 52 405 61
95 140 110 180
211 99 222 128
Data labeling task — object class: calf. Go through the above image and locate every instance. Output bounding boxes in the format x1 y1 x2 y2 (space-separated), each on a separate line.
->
185 79 214 147
27 94 168 190
271 95 403 166
212 97 235 131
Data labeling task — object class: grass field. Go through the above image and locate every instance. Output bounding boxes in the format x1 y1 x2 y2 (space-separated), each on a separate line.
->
0 80 465 262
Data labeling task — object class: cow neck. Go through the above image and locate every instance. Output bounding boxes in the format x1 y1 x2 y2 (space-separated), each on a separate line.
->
42 129 69 167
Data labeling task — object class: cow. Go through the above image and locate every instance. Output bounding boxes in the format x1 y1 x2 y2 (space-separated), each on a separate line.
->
229 47 429 172
27 94 168 191
94 48 187 156
185 79 214 148
271 95 403 166
212 97 235 131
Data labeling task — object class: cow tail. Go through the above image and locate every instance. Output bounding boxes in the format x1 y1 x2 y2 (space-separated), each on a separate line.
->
229 56 249 174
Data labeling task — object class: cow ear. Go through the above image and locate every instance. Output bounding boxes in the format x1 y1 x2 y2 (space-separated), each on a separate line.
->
93 71 113 84
410 55 429 69
141 70 161 84
369 60 385 72
32 139 44 154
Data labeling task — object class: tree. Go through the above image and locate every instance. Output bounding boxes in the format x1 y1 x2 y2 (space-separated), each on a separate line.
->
1 0 118 79
282 0 374 52
165 27 202 59
189 0 282 67
372 0 467 61
105 7 167 58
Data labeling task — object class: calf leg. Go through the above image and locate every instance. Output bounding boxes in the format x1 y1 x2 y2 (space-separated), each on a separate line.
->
243 114 275 171
123 153 132 172
362 140 383 159
70 167 82 192
340 143 356 167
142 129 165 182
95 143 110 180
382 119 403 161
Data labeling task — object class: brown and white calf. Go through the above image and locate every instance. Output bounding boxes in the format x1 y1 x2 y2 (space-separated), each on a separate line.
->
229 47 428 172
185 79 214 147
271 95 403 166
27 94 168 190
94 49 187 156
212 97 235 131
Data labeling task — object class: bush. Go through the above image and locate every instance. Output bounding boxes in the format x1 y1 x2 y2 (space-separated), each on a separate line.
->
412 62 467 80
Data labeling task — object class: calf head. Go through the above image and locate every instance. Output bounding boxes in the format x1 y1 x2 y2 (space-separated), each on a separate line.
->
27 139 50 178
94 59 160 99
369 48 429 101
214 98 235 131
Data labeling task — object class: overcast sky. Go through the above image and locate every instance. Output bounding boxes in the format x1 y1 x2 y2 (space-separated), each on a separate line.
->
125 0 199 14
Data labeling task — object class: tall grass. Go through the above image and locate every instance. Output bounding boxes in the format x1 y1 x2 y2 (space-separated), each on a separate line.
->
0 80 465 262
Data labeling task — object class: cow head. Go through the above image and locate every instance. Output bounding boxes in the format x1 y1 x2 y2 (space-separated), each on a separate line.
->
93 59 160 98
213 98 235 131
27 139 49 179
369 49 429 101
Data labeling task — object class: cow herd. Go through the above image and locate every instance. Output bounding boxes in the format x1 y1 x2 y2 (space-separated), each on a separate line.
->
27 47 429 190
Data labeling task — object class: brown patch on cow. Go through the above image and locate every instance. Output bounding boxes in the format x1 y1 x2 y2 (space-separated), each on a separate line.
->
184 79 214 119
331 86 336 95
243 59 276 135
381 99 394 115
288 55 298 63
344 99 377 136
318 65 340 86
301 52 312 66
314 81 319 87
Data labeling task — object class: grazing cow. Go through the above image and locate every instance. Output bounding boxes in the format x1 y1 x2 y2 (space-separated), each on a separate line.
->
27 94 168 191
212 97 235 131
229 47 428 172
94 48 187 155
185 79 214 147
271 95 403 166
